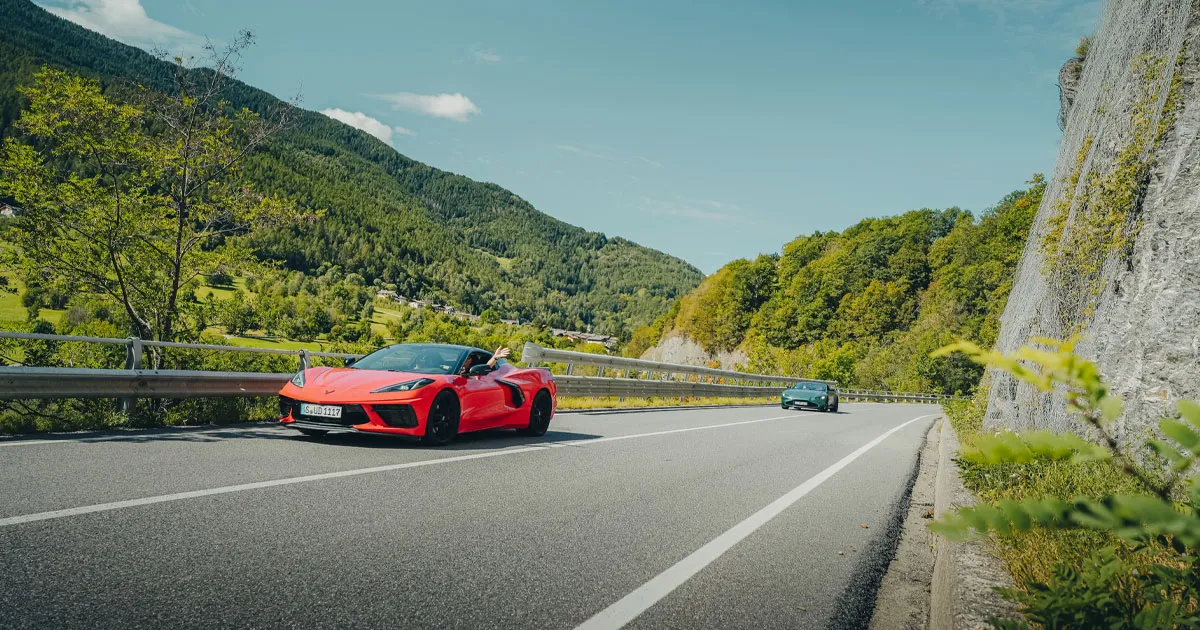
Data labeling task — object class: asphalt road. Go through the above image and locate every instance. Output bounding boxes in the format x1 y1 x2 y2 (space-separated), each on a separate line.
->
0 403 937 629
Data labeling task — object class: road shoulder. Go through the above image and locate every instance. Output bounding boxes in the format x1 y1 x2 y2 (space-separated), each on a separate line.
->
869 417 1018 629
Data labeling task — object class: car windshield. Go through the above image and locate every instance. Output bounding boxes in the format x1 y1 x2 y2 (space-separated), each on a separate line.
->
349 344 469 375
792 382 827 391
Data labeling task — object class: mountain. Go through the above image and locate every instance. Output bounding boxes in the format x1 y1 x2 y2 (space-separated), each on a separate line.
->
0 0 702 337
628 179 1043 395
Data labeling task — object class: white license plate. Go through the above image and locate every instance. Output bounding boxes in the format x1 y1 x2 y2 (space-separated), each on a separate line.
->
300 403 342 419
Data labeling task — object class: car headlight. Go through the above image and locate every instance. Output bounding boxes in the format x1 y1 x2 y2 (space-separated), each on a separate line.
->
290 371 305 387
820 395 827 399
372 378 434 394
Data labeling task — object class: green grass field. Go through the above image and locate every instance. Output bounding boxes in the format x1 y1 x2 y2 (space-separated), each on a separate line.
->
198 327 334 351
194 276 247 302
0 271 65 325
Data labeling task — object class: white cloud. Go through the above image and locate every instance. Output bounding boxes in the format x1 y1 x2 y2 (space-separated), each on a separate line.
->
320 108 399 144
556 144 613 161
393 125 416 136
40 0 202 51
644 198 754 224
472 47 502 64
376 92 481 122
557 145 665 168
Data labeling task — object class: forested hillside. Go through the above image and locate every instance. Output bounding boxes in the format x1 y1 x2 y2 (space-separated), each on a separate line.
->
629 177 1044 394
0 0 701 337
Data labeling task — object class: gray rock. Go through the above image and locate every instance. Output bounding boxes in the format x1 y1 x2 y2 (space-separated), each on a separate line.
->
1059 57 1083 131
640 334 750 370
988 0 1200 436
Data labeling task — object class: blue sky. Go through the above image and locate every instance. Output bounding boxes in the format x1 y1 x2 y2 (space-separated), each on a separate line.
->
41 0 1101 273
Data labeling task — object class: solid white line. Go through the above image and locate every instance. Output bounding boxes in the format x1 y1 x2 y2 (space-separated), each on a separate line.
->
574 414 936 630
0 413 807 528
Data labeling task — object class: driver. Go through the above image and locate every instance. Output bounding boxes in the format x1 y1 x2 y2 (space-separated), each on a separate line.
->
460 346 512 376
413 350 445 372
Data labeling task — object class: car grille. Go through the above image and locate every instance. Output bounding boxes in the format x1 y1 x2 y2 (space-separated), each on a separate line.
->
280 396 369 426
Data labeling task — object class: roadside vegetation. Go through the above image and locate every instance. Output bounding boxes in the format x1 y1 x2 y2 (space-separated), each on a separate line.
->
629 177 1044 397
936 339 1200 627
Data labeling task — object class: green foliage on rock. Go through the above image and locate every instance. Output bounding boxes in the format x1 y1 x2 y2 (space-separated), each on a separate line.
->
1040 51 1185 331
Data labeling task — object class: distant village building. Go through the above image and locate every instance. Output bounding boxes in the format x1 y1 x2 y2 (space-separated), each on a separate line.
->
371 292 616 345
548 327 619 348
0 203 20 218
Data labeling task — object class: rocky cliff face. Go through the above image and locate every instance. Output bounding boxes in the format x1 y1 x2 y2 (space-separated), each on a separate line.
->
988 0 1200 436
640 335 749 371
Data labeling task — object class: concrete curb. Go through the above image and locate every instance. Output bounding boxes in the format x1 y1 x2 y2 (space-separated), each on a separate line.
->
870 418 1019 629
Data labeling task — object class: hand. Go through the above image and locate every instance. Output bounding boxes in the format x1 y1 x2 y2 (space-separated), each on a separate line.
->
492 347 511 361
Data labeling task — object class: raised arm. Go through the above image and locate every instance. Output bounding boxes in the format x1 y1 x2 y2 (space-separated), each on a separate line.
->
487 346 511 368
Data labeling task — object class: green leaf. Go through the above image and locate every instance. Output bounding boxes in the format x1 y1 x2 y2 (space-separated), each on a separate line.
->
1099 396 1123 423
1149 439 1193 472
1178 400 1200 430
1160 419 1200 453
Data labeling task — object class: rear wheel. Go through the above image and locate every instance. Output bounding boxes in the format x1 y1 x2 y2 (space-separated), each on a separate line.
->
297 428 328 437
422 391 460 446
520 390 553 437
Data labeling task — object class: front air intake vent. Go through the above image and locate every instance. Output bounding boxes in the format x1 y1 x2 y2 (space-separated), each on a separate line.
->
371 404 418 428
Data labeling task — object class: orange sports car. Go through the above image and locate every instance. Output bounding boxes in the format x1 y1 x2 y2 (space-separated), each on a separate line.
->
278 343 557 445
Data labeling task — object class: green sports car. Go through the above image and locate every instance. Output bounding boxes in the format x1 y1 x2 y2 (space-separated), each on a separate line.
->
781 381 839 412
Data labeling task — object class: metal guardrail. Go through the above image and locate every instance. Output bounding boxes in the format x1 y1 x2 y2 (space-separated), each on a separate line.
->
0 334 955 404
553 376 782 398
523 343 954 402
0 331 357 360
521 343 829 387
0 367 288 398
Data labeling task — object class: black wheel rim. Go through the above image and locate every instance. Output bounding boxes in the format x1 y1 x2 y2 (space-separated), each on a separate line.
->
428 397 451 440
531 398 547 429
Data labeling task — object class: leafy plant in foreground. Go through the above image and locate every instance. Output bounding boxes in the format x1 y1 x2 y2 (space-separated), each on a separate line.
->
930 338 1200 626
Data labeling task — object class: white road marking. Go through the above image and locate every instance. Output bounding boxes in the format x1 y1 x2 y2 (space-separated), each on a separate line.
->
0 412 808 528
0 439 67 447
574 414 936 630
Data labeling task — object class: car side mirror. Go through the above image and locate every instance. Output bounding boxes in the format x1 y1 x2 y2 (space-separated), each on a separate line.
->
343 356 357 367
468 364 493 377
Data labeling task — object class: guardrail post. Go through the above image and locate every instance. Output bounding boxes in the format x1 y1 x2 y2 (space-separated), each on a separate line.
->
117 337 144 413
123 337 144 370
618 369 629 402
565 363 574 376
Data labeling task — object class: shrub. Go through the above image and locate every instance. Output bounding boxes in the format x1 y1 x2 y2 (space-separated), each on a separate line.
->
931 338 1200 627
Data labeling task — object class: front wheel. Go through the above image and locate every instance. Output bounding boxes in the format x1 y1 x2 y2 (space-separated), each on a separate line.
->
781 403 788 409
422 391 460 446
520 391 553 437
830 401 839 413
